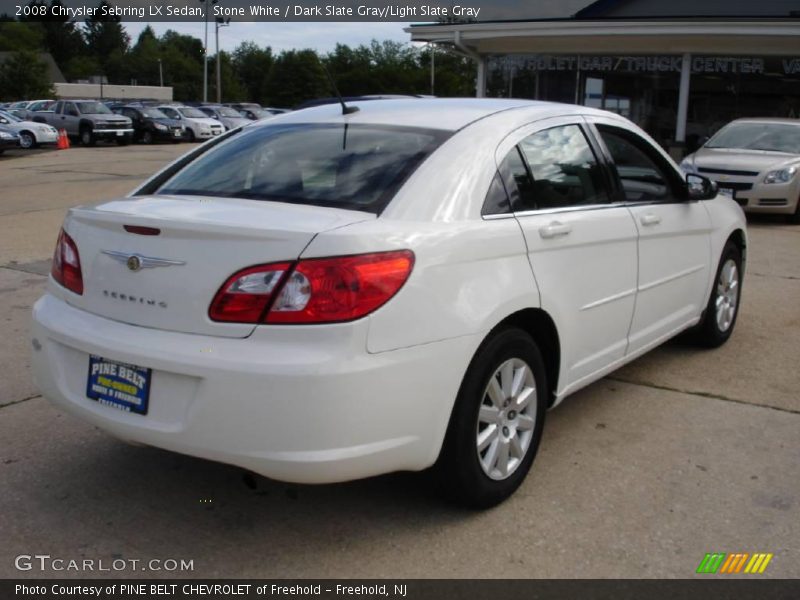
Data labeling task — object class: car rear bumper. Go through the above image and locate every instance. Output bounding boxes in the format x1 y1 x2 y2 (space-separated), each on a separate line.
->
31 293 474 483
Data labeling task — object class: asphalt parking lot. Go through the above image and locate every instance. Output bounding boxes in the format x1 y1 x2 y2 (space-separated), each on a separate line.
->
1 145 798 579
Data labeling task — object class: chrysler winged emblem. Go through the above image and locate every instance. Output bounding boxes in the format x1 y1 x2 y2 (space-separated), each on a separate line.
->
102 250 186 272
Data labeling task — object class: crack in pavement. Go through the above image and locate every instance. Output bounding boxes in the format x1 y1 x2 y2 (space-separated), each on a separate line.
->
608 376 800 415
0 394 42 410
1 263 50 277
748 271 800 281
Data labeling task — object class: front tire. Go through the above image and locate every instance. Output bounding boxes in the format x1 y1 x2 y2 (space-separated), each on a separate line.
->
18 131 36 149
693 241 742 347
142 130 154 144
435 327 548 508
80 128 95 147
787 197 800 225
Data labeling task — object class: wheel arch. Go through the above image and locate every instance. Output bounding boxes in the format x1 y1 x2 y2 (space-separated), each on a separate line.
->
488 308 561 407
727 228 747 269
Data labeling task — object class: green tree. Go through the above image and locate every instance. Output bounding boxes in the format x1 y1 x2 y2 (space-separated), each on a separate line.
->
0 50 54 100
0 21 44 51
158 30 204 101
265 49 328 108
211 50 246 102
22 0 87 80
128 25 161 85
231 41 273 103
83 0 129 79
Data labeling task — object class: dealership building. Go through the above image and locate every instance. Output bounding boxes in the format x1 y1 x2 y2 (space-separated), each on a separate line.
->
407 0 800 155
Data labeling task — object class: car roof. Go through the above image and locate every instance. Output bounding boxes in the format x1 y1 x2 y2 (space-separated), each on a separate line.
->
727 118 800 126
258 98 602 132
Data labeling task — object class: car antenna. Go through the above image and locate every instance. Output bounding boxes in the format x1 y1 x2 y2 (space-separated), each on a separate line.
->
318 59 359 116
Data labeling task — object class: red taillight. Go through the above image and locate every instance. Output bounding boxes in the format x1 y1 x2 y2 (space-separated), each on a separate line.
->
208 251 414 325
51 228 83 295
208 262 292 323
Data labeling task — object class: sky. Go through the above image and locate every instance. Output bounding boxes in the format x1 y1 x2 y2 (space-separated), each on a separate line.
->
124 21 412 53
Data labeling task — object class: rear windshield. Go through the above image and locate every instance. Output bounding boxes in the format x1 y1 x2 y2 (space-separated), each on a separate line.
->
706 122 800 154
157 123 448 213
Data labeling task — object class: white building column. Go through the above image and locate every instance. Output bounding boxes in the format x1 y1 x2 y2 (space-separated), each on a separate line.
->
476 56 487 98
675 53 692 144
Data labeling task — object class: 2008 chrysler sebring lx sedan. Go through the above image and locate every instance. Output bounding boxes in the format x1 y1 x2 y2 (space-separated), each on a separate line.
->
31 99 746 507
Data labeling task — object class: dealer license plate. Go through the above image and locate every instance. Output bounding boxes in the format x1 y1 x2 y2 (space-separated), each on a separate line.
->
116 131 123 136
86 355 151 415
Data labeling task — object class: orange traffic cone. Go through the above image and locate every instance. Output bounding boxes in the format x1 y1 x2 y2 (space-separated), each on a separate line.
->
57 129 70 150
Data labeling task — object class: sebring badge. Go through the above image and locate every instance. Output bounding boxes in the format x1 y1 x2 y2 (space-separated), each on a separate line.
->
102 250 186 272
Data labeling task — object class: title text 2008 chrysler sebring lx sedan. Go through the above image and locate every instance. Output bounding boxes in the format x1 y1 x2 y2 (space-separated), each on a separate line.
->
31 99 746 507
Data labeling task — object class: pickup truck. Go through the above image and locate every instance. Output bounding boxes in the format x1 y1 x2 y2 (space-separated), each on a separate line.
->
32 100 133 146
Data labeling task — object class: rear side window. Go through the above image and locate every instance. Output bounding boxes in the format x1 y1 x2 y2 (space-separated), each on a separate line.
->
158 123 449 214
517 124 608 210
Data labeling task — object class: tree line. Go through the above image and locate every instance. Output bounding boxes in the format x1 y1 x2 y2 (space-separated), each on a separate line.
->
0 0 476 106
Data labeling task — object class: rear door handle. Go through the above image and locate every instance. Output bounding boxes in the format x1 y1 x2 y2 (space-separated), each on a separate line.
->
539 221 572 239
640 213 662 226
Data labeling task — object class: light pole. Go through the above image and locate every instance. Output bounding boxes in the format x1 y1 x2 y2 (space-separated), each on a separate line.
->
157 58 163 87
215 17 231 104
430 42 435 95
200 0 218 102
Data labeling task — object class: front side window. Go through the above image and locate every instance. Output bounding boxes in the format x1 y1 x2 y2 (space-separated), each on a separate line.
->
517 124 608 210
597 125 677 202
157 123 449 214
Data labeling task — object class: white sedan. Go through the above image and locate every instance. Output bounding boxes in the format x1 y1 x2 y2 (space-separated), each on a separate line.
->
0 109 59 148
31 99 746 507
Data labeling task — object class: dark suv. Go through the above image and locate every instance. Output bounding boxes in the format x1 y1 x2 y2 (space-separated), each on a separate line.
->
112 105 186 144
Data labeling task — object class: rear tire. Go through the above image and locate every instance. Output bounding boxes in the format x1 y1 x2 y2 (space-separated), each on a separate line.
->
692 241 742 347
435 327 548 508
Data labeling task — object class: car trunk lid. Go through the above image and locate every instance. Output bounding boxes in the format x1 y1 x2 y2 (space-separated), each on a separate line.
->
62 195 373 338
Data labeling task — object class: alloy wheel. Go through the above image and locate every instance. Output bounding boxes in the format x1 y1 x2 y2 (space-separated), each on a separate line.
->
715 258 739 332
476 358 537 481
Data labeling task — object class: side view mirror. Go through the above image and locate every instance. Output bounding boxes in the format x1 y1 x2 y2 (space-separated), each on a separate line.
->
686 173 718 201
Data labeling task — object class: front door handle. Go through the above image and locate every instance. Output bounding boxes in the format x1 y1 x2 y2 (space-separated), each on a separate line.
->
539 221 572 239
640 213 662 226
